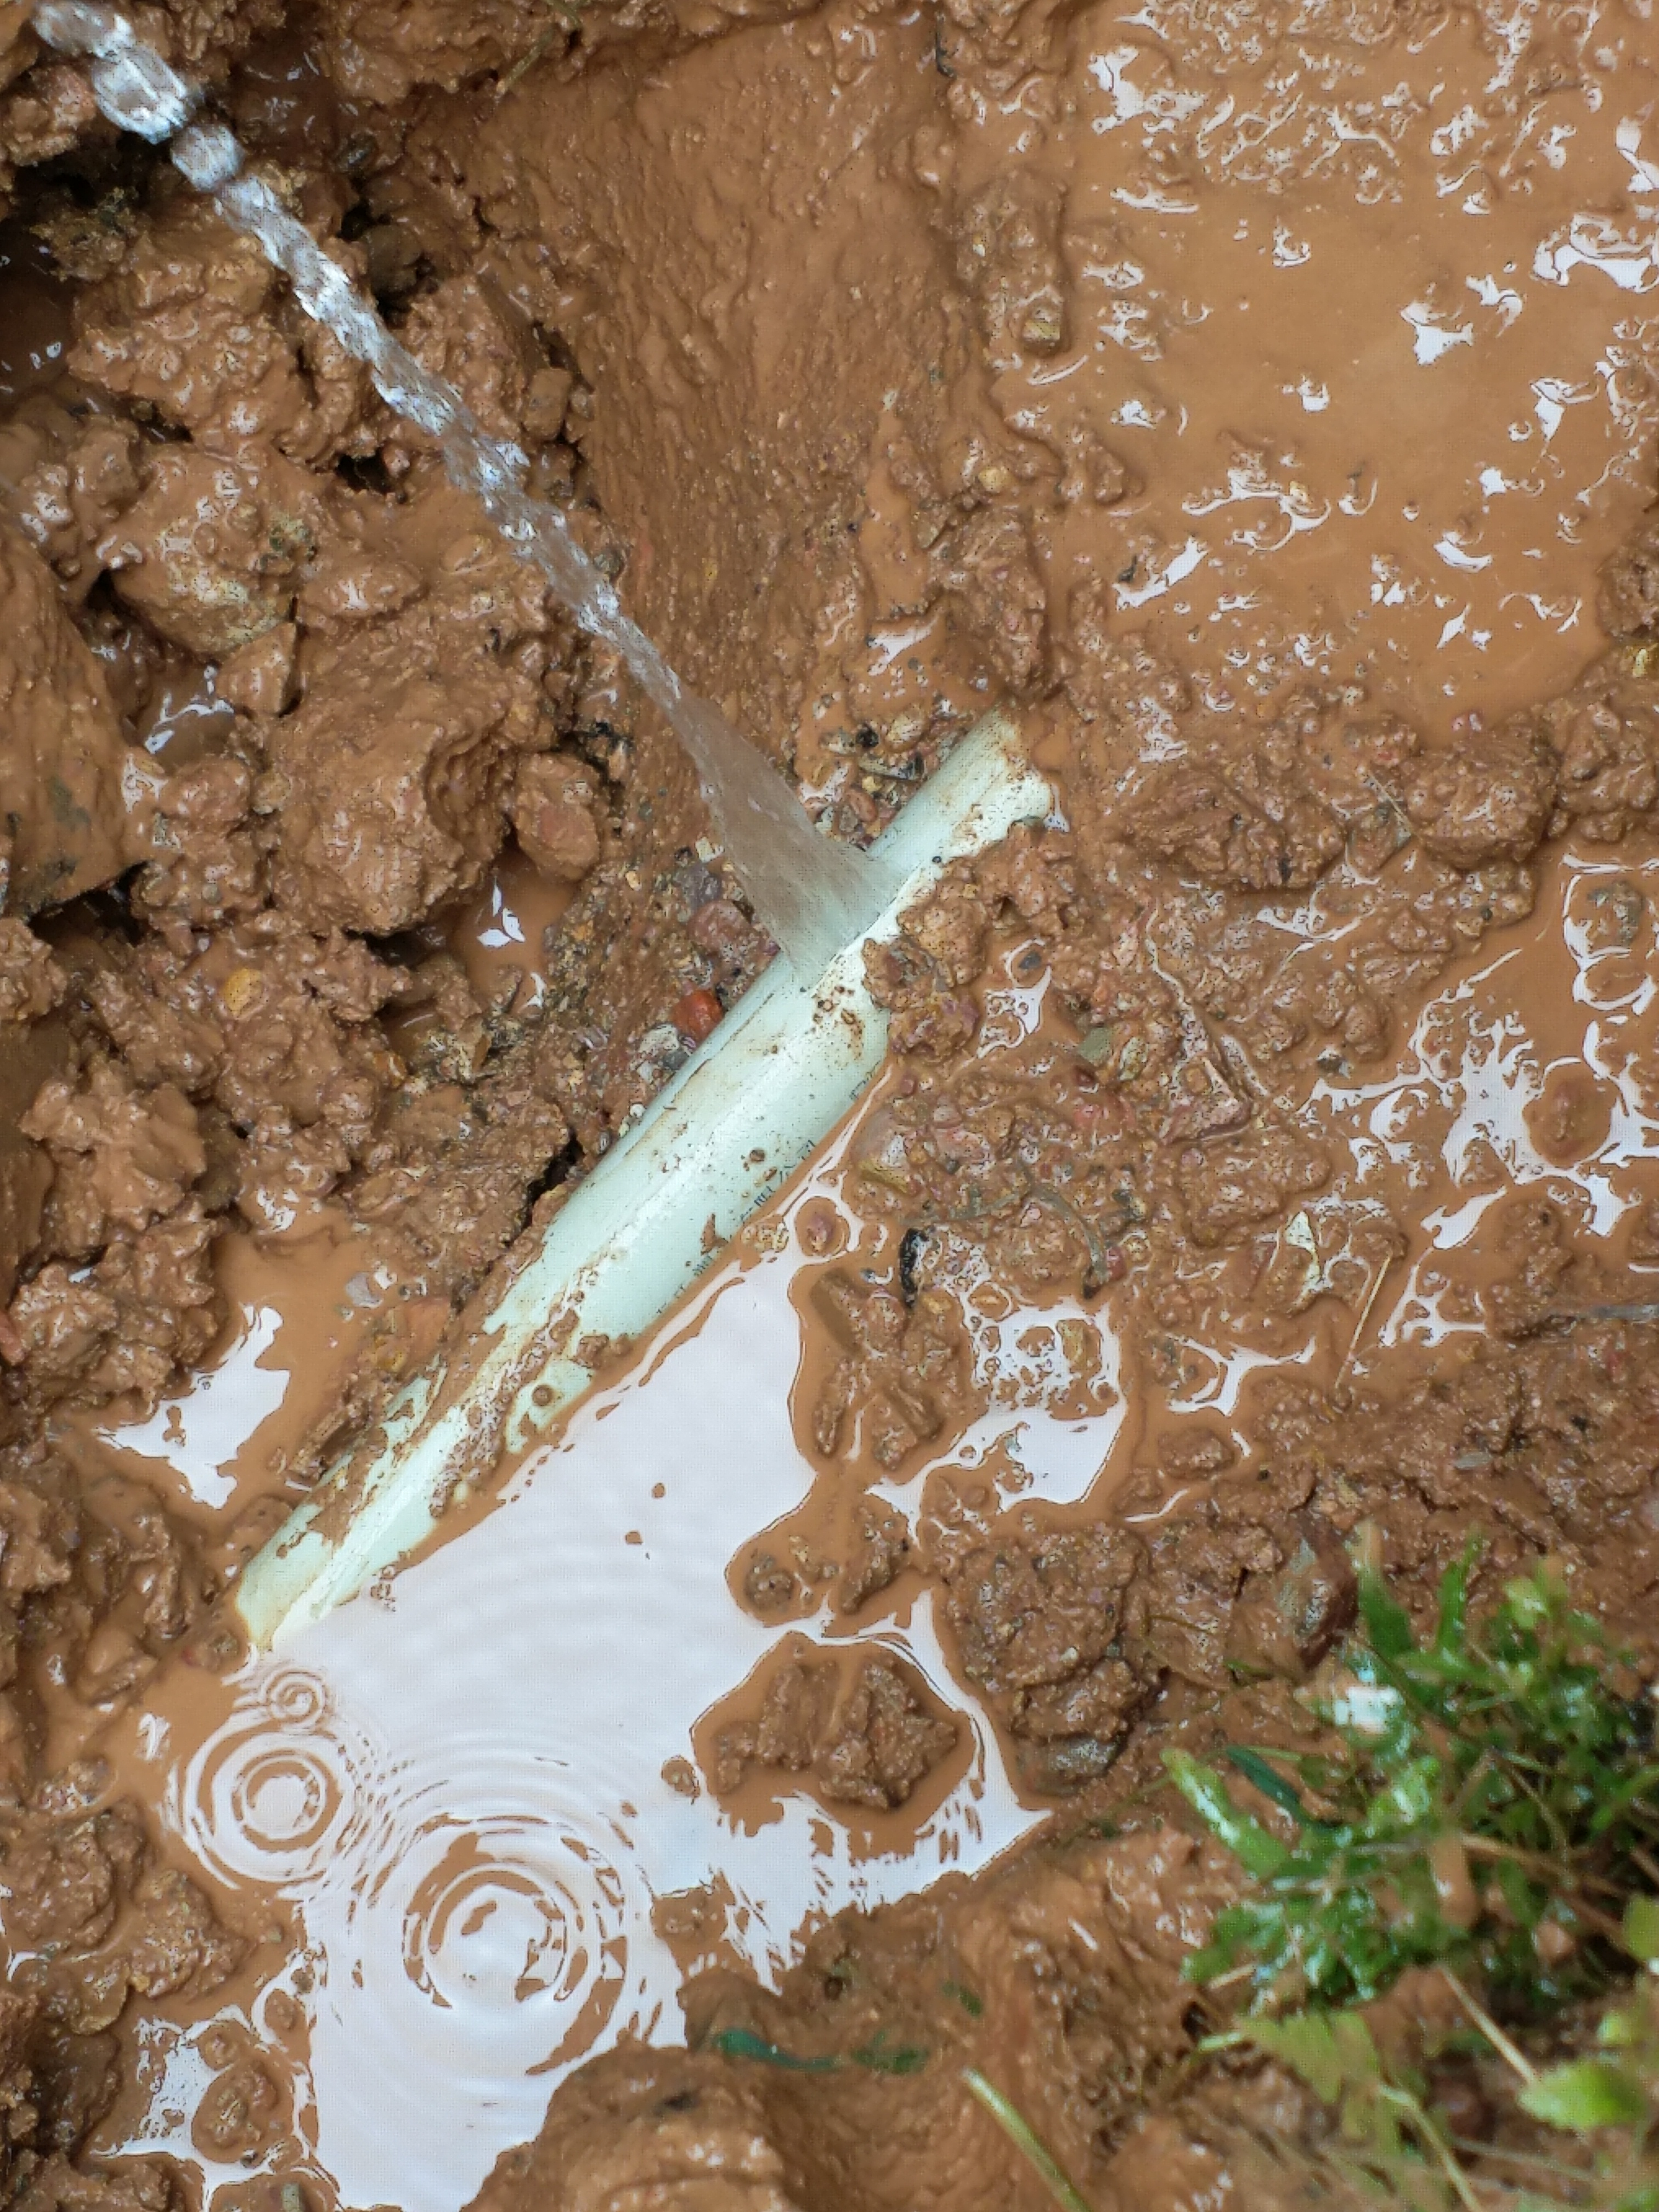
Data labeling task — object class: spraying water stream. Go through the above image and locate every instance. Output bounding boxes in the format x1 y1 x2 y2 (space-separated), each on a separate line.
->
32 0 897 977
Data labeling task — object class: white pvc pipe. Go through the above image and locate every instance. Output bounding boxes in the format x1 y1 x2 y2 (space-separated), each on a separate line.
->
235 710 1048 1646
24 1 1049 1641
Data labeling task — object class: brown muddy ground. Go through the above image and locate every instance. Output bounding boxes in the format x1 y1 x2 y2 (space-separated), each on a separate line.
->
1 1 1658 2209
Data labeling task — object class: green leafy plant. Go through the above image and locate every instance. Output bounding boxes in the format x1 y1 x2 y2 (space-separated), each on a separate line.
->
704 1553 1659 2211
1168 1549 1659 2209
1207 1910 1659 2212
1168 1551 1659 2015
1511 1899 1659 2210
1205 2003 1485 2211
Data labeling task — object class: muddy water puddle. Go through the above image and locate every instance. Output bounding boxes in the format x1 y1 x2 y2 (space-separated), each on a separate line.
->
63 1227 433 1533
89 1187 1042 2212
66 831 1659 2212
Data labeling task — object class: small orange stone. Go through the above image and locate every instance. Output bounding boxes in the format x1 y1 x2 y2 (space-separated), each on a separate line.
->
672 986 722 1045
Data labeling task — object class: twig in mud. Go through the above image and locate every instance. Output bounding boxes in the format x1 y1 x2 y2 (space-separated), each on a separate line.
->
1440 1966 1537 2085
1362 771 1413 840
961 2069 1093 2212
1214 1026 1274 1107
1335 1252 1394 1385
1384 2085 1492 2212
1539 1302 1659 1331
499 0 583 94
1449 2137 1598 2183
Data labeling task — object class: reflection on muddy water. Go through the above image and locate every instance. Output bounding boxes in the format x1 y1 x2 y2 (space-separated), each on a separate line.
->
83 825 1659 2212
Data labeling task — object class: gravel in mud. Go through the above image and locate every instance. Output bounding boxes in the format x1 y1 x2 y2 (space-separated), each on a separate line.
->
0 1 1657 2210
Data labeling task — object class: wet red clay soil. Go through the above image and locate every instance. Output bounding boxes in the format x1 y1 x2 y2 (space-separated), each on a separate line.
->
1 2 1658 2209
